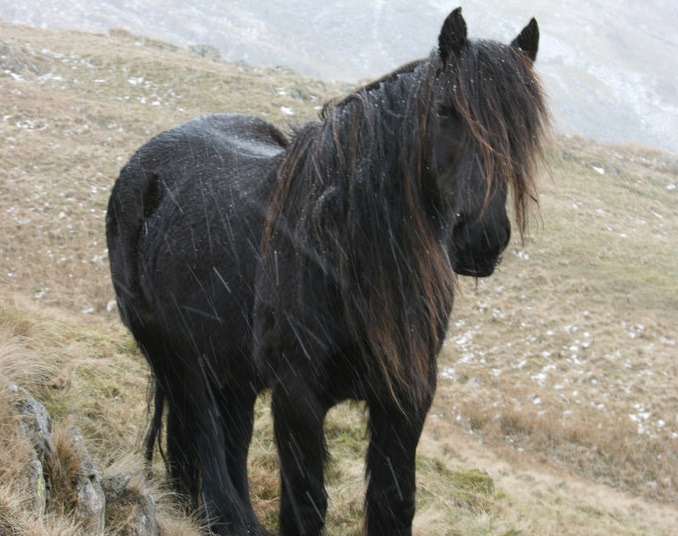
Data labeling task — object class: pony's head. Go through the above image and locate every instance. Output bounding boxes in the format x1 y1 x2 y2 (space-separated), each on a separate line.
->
424 7 548 277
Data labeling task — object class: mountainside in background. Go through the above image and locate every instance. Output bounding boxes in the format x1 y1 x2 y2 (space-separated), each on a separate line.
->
1 0 677 153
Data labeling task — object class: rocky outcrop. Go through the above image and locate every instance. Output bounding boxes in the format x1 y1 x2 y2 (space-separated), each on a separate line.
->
7 384 159 536
66 425 107 533
9 384 52 517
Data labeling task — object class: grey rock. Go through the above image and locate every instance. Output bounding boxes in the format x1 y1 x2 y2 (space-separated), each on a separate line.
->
7 385 161 535
9 384 53 463
66 425 107 533
8 384 53 515
103 474 159 536
102 472 132 499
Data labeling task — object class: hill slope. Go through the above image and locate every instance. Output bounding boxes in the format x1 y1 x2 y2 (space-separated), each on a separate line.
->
1 21 677 534
3 0 678 152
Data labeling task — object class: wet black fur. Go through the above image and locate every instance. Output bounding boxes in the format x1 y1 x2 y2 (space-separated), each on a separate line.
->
106 8 548 535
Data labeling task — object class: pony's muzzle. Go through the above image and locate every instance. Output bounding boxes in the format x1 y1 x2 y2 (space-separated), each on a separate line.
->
451 215 511 277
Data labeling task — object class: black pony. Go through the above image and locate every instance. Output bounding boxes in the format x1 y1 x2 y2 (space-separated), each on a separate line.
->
106 8 549 535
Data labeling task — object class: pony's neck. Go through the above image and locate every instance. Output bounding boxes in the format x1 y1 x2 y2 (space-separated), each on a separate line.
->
324 59 423 136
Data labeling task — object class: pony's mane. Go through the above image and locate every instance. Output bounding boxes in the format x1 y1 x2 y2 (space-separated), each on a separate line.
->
320 58 424 116
263 38 549 406
265 59 451 406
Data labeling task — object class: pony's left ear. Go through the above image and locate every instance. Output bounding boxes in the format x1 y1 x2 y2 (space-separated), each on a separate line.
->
439 7 468 63
511 18 539 62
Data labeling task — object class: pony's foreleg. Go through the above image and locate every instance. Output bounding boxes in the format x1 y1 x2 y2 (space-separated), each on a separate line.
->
364 397 432 536
272 381 329 536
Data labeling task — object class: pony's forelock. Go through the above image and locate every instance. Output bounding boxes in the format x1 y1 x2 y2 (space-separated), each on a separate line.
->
441 39 550 236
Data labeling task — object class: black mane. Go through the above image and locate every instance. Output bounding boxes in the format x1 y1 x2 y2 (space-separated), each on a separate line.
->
263 58 454 404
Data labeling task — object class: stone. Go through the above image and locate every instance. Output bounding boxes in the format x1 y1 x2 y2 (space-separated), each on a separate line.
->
66 425 107 533
8 384 53 515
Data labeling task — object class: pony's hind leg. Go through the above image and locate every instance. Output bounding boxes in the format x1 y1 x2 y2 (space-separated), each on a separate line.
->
165 401 200 505
154 355 255 535
218 388 270 534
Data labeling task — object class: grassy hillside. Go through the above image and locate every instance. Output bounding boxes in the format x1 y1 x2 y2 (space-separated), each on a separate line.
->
1 20 677 535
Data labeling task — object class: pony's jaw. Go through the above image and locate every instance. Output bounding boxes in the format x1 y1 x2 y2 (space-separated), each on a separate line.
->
452 256 500 277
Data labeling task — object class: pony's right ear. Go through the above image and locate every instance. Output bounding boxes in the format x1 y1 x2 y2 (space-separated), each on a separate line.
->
439 7 468 63
511 18 539 62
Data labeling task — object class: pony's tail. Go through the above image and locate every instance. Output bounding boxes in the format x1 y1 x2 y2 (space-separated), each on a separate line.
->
106 154 165 469
145 378 166 466
105 154 160 333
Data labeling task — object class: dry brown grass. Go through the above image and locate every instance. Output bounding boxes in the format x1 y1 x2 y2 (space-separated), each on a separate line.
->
1 19 677 535
433 134 678 508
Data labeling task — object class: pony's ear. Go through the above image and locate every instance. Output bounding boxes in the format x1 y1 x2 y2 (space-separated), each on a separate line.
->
511 18 539 62
439 7 468 63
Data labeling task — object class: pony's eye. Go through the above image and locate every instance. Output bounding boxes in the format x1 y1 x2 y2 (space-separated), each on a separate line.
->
437 106 459 121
